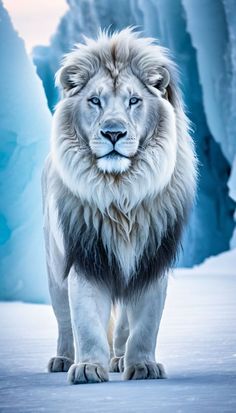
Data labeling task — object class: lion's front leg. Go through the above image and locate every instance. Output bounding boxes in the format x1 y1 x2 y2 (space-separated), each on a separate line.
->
123 276 168 380
68 270 111 384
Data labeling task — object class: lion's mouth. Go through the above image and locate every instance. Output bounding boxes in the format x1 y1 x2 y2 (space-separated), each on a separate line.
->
96 150 130 160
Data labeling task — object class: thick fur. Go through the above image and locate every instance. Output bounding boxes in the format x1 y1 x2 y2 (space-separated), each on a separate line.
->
43 28 197 383
57 177 186 300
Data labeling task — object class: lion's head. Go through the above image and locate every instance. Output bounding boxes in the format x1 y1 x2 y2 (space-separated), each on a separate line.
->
52 28 196 211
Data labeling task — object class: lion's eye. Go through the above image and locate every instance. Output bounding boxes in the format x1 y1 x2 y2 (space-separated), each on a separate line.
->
129 97 141 105
89 97 101 106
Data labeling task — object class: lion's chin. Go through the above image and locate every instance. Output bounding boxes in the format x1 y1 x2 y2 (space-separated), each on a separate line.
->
97 156 131 174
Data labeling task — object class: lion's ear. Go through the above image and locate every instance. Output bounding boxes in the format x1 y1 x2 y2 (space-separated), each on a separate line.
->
155 67 170 95
55 65 79 91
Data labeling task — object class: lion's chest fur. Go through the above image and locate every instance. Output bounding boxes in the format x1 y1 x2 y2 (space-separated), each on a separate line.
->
90 203 153 280
60 196 154 281
55 177 183 300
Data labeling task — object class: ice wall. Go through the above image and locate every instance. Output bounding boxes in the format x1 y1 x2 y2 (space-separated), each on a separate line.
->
181 0 236 247
0 2 51 302
33 0 235 266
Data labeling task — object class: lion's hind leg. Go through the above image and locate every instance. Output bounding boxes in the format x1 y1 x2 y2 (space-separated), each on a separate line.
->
43 179 75 373
109 304 129 373
47 272 74 373
110 355 125 373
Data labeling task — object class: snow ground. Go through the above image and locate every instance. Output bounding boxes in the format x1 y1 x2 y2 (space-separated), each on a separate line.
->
0 253 236 412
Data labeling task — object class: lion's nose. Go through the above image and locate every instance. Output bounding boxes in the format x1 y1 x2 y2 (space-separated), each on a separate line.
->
100 123 127 144
101 130 127 143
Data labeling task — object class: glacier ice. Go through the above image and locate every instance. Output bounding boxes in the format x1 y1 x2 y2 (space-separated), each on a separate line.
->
182 0 236 248
0 3 51 302
32 0 235 266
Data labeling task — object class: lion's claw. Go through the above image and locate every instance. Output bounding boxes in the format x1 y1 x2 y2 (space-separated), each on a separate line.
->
48 356 74 372
68 363 109 384
123 362 166 380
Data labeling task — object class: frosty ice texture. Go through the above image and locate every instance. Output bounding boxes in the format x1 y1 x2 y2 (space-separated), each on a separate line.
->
0 3 51 301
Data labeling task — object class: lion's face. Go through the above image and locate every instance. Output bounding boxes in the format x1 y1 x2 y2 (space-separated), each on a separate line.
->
70 70 160 173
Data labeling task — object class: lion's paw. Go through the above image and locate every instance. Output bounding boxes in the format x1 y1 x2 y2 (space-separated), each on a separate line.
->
109 356 124 372
123 362 166 380
67 363 109 384
48 356 74 373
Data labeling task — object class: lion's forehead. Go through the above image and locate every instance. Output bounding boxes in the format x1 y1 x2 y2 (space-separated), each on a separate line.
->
83 70 150 100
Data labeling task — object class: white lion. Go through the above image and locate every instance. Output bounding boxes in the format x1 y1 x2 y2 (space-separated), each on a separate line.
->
42 28 197 384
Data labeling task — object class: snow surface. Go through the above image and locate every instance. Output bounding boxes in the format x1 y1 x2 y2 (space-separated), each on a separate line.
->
0 3 51 302
33 0 236 268
0 252 236 412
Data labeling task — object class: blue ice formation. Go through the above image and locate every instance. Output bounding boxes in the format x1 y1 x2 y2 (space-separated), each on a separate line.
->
182 0 236 249
33 0 236 266
0 2 51 302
